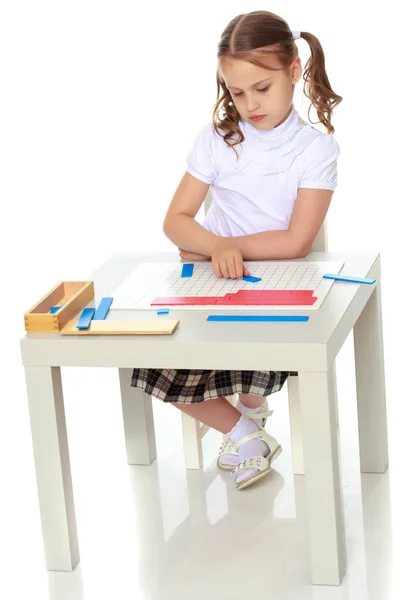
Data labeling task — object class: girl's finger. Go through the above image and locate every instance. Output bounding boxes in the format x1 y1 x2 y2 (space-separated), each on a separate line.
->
234 255 243 279
212 258 222 278
220 261 230 279
227 258 237 279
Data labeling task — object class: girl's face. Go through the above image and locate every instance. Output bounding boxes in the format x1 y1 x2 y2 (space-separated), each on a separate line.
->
220 56 302 130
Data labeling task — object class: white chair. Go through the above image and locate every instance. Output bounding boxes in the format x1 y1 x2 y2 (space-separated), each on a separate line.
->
180 189 334 474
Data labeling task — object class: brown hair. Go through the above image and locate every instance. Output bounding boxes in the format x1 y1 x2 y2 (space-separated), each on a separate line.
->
212 10 343 158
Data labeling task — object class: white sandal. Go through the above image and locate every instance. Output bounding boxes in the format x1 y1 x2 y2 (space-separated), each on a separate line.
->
231 428 282 490
217 406 274 471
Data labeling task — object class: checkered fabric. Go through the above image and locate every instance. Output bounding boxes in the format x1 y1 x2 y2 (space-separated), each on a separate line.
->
131 368 298 404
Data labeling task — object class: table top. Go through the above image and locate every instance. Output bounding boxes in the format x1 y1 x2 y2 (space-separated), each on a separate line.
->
20 251 380 371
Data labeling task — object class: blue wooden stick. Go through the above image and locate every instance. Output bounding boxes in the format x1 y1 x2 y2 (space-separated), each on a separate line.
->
93 297 113 320
207 315 309 322
181 263 194 278
323 273 376 285
50 306 62 314
76 307 95 329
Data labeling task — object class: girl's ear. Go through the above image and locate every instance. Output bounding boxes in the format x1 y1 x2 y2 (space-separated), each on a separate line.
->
291 58 302 85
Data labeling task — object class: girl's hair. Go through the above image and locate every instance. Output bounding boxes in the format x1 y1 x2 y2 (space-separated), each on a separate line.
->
212 10 343 157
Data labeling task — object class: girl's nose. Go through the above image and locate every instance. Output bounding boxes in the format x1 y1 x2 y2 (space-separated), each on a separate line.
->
245 98 260 112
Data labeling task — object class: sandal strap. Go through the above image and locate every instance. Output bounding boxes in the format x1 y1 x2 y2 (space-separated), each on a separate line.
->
234 427 279 451
231 455 270 474
218 438 237 455
242 409 273 421
219 429 262 455
220 419 278 456
234 428 265 449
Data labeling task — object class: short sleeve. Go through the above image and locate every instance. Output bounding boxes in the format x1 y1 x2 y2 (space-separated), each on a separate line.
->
299 134 340 191
185 123 218 184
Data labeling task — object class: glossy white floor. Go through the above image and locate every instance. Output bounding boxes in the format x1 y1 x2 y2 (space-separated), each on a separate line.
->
7 335 399 600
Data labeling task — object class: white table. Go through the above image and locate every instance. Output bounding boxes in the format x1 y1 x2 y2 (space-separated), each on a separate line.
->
20 251 388 585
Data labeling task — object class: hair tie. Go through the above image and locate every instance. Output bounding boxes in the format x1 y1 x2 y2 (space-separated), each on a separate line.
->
291 31 301 40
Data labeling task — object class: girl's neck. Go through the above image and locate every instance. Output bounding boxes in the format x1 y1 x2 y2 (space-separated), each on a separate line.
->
274 104 293 128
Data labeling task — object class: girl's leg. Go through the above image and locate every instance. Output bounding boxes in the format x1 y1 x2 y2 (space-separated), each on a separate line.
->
218 394 271 469
172 396 241 434
172 396 277 488
238 393 265 409
238 394 269 427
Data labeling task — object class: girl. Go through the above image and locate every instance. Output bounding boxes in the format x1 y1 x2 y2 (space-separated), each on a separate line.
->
131 10 342 490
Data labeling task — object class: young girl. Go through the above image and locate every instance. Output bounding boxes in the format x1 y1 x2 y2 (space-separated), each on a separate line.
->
131 10 342 490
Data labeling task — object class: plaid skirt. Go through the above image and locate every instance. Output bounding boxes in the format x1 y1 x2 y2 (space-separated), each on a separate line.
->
131 368 298 404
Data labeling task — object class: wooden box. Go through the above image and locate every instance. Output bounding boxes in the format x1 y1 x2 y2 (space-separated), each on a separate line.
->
24 281 94 333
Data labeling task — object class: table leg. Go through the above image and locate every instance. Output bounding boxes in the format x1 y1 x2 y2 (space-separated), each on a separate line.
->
353 281 388 473
23 366 79 571
288 363 339 476
287 375 304 475
181 413 204 469
118 368 157 465
298 369 347 585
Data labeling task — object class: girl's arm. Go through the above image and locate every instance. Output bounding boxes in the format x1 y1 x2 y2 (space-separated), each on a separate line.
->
164 213 220 256
233 229 302 260
179 248 211 260
233 188 334 260
163 172 221 255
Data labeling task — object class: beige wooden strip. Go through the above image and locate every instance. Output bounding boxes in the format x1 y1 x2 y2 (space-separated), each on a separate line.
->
60 319 179 335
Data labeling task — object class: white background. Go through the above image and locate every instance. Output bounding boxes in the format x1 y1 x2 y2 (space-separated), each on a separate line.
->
1 1 399 598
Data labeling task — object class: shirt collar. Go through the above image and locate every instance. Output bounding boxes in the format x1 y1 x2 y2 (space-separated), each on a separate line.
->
240 105 300 147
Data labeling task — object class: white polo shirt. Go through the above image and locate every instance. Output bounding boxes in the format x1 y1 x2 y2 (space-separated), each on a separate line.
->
185 104 340 237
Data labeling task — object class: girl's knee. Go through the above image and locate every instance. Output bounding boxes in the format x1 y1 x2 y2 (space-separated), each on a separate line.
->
238 393 265 408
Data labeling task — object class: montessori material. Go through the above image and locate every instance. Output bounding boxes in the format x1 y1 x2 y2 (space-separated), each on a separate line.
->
207 315 309 322
110 261 344 310
152 290 317 306
93 297 113 319
76 308 95 329
60 319 179 335
50 306 62 314
323 273 376 285
24 283 180 336
181 263 194 278
24 281 94 332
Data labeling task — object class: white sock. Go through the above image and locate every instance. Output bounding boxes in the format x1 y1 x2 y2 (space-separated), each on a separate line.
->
226 415 270 485
237 397 267 427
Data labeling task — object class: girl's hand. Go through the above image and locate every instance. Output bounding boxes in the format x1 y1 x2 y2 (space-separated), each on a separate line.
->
211 240 251 279
179 248 211 261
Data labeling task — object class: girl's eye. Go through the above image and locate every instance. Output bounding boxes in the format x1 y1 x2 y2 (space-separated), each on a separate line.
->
232 86 270 97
